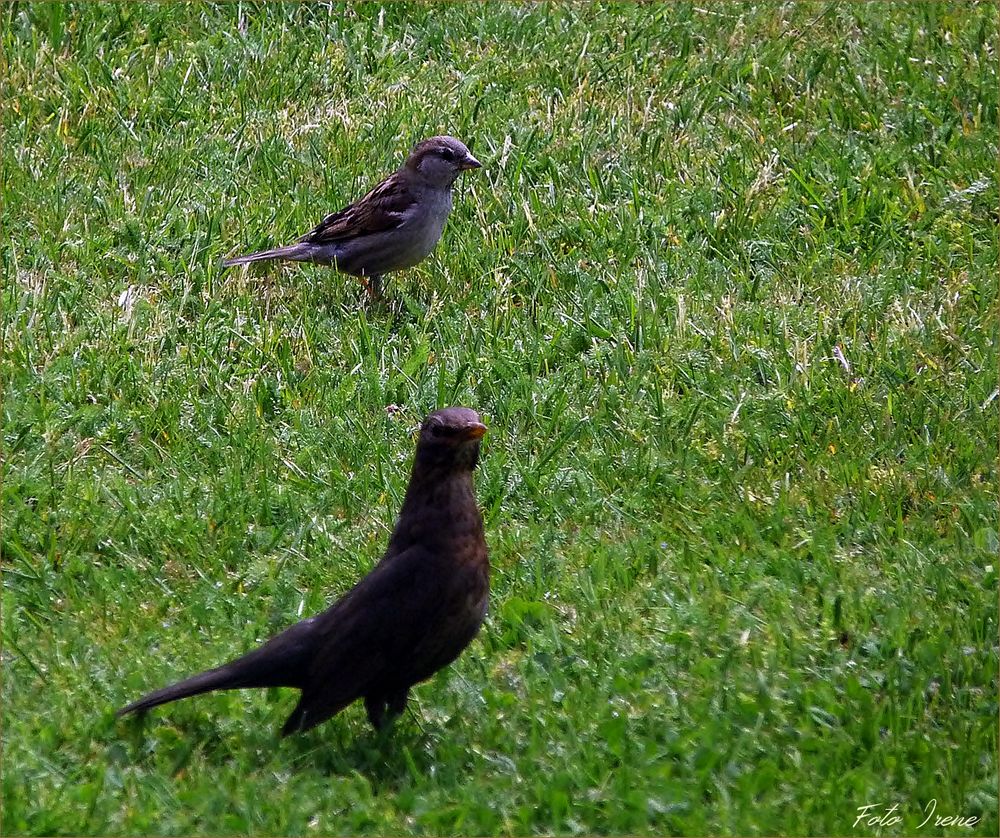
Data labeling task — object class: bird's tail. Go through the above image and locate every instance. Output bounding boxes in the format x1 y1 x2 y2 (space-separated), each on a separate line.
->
117 663 252 715
118 623 313 717
221 243 314 267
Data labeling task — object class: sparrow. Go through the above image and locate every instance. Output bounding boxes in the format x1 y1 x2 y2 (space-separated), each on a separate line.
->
118 407 490 736
222 136 482 300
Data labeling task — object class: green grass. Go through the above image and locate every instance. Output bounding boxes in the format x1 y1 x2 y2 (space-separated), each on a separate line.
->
2 2 997 835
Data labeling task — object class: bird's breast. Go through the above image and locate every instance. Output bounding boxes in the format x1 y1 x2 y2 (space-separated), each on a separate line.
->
396 190 452 263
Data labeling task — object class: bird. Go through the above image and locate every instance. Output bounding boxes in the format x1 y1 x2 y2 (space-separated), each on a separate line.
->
221 135 482 300
118 407 490 736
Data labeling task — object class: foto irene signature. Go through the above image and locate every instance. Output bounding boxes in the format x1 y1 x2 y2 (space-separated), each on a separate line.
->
855 801 980 830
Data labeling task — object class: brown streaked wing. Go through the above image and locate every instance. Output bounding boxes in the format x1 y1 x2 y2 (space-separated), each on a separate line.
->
299 176 416 243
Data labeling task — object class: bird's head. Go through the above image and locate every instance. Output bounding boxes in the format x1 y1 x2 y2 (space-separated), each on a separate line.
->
414 407 487 472
406 136 481 188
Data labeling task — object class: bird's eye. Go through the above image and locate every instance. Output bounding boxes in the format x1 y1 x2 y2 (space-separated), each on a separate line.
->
439 148 455 161
430 422 456 438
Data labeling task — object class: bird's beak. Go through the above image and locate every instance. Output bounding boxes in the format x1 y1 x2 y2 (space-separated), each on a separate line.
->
462 422 488 440
460 154 482 171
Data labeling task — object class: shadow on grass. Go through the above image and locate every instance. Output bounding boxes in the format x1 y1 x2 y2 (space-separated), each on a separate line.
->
282 714 440 789
111 697 443 790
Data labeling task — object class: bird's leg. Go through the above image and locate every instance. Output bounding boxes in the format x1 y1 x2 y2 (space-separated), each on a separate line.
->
386 688 410 720
363 689 410 731
364 695 388 731
363 274 384 303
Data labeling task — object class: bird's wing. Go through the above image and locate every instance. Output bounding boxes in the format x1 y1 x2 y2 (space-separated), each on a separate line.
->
282 546 484 733
299 175 416 243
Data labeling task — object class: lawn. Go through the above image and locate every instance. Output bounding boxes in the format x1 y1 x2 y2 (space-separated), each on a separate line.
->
2 2 997 835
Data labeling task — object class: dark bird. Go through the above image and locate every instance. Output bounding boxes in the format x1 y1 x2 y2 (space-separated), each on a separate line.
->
221 135 482 300
118 407 490 736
